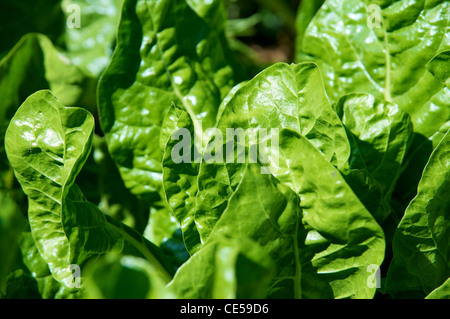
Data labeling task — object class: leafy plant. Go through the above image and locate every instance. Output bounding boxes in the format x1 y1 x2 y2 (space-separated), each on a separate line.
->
0 0 448 300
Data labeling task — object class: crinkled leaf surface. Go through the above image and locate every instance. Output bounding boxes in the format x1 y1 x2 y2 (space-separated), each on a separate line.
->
300 0 450 141
191 62 351 250
162 106 202 253
98 0 239 200
387 130 450 298
5 90 123 288
207 130 385 299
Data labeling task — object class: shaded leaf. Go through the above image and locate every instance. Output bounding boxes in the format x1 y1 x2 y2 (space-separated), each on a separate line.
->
167 235 275 299
387 130 450 298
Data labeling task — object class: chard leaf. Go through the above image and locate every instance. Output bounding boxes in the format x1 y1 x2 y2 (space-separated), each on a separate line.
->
334 93 414 224
5 90 124 288
97 0 239 200
167 236 275 299
208 130 385 299
300 0 450 142
387 130 450 298
18 232 81 299
162 106 202 253
216 62 350 170
192 62 351 249
0 33 87 187
0 33 85 111
295 0 325 55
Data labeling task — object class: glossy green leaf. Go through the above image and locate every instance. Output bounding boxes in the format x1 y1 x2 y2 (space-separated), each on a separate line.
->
0 33 86 187
5 90 124 288
300 0 450 141
192 62 351 250
206 130 384 298
98 0 240 200
387 130 450 298
62 0 124 78
167 235 275 299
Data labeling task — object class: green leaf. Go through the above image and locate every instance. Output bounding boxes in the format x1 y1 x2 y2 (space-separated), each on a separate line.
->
97 0 240 200
426 278 450 299
167 235 275 299
387 130 450 298
19 233 81 299
192 62 351 249
0 33 87 187
334 93 413 224
207 130 385 299
300 0 450 141
62 0 124 78
162 106 202 253
295 0 325 56
427 50 450 89
5 90 124 288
